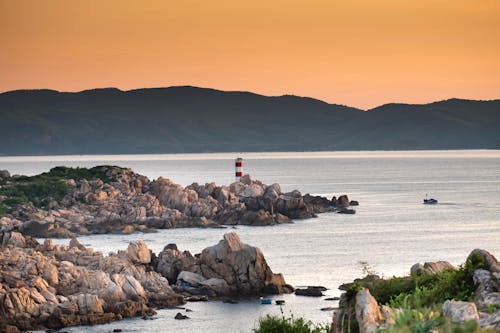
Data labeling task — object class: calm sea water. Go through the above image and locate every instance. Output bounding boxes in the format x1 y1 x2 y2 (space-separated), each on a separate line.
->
1 151 499 332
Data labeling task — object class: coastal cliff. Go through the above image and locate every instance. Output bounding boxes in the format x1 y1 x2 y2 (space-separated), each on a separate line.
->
0 166 353 237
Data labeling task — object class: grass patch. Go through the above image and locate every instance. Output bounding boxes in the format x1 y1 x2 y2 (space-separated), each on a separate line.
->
358 253 488 309
254 313 330 333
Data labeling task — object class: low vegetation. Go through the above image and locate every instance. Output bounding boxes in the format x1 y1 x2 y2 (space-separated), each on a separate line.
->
0 166 120 213
254 312 330 333
338 253 489 333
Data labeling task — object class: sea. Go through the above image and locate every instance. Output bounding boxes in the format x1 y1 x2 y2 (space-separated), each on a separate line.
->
1 150 499 333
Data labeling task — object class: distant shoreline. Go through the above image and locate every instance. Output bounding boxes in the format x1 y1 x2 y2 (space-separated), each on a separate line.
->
0 149 499 161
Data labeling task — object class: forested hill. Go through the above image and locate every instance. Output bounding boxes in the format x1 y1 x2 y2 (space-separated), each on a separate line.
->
1 86 499 155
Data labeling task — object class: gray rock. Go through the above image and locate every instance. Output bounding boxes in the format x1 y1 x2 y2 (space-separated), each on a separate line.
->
480 310 500 330
442 300 479 324
177 271 206 286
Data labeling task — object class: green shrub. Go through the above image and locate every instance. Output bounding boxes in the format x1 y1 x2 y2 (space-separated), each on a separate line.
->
339 255 491 333
43 166 118 182
0 165 125 214
254 313 330 333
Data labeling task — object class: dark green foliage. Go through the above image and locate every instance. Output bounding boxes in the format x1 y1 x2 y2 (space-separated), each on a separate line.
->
0 203 10 214
42 166 118 182
338 256 491 333
367 254 488 309
0 176 68 210
254 313 330 333
0 166 121 212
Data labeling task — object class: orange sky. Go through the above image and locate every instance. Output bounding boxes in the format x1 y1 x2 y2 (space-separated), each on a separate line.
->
1 0 499 109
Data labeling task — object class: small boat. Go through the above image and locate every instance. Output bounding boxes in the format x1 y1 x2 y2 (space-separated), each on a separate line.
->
423 194 438 204
275 300 285 305
260 298 272 305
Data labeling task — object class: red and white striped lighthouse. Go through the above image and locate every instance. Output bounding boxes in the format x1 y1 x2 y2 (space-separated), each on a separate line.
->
235 157 243 182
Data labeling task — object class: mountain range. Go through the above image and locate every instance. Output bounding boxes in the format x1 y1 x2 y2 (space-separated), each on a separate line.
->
1 86 499 155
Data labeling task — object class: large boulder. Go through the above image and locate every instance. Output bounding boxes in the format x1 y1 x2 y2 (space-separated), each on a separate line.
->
355 288 385 333
198 232 291 296
410 261 456 276
156 244 197 284
468 249 500 273
150 177 198 213
127 241 151 264
442 300 479 324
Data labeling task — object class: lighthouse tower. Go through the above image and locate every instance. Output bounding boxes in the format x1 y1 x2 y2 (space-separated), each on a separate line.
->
235 157 243 182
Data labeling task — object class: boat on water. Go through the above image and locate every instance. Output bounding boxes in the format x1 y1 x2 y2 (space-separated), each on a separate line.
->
423 194 438 204
260 298 272 304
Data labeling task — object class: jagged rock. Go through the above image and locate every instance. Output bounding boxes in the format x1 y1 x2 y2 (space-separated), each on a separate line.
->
1 231 26 247
443 300 479 324
127 241 151 264
355 288 385 333
69 237 86 251
410 261 456 276
239 209 275 226
473 269 500 309
0 232 184 331
1 166 353 235
336 195 350 207
480 310 500 330
198 232 291 296
156 244 197 284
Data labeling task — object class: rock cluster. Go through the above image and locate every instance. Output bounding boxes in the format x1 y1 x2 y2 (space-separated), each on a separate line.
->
0 231 175 332
155 232 293 298
331 249 500 333
0 166 355 237
0 231 290 331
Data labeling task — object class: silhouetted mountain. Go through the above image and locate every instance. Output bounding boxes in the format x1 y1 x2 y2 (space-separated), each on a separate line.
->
0 87 499 155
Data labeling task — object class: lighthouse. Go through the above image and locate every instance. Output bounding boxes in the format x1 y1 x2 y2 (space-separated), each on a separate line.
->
235 157 243 182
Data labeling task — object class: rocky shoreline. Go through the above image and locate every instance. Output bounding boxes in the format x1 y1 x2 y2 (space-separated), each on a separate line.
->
331 249 500 332
0 166 357 238
0 231 291 332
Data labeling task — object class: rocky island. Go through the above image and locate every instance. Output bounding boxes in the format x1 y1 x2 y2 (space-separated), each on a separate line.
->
0 166 356 238
0 231 291 332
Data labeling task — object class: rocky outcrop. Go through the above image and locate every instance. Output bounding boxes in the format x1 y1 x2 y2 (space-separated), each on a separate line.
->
0 232 184 332
156 232 293 298
0 230 290 331
332 249 500 332
0 166 357 237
